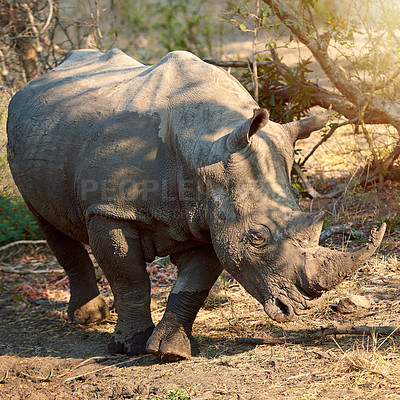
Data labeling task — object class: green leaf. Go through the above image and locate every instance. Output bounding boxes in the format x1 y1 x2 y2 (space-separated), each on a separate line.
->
238 23 250 32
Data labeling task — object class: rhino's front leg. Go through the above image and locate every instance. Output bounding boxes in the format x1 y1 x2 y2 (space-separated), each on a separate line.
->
146 245 223 362
88 216 154 355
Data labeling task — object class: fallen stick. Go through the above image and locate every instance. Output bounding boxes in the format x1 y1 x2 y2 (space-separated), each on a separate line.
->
0 266 64 275
64 356 145 383
0 370 9 384
236 324 400 345
0 240 48 253
72 356 110 370
315 325 400 336
19 369 53 383
55 356 111 379
237 336 311 345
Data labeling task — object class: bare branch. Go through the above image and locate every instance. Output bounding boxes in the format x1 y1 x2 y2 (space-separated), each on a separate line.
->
262 0 400 131
203 59 273 69
293 163 346 199
64 356 145 384
40 0 53 35
263 0 364 104
299 120 354 167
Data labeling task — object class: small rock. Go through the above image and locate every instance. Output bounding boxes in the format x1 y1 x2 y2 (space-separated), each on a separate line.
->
336 294 372 314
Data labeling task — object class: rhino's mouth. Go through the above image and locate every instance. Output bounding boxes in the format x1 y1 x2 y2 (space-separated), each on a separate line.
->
263 281 317 322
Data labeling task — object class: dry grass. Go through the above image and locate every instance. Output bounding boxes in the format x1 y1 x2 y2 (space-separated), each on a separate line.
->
0 89 17 197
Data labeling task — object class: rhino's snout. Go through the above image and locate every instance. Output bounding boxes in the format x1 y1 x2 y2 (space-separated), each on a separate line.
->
264 297 294 323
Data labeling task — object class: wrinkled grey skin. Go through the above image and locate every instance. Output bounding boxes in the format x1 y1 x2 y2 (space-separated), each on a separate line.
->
7 49 385 362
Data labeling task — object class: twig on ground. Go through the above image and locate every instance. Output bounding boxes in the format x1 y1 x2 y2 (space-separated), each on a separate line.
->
0 370 9 383
286 372 312 381
0 240 48 253
237 336 308 345
376 324 400 351
55 356 112 379
63 355 146 383
0 266 64 275
236 324 400 346
72 356 110 370
19 369 53 383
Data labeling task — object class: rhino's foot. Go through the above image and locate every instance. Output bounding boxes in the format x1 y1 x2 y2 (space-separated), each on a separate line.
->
108 325 155 356
146 312 198 362
68 294 110 324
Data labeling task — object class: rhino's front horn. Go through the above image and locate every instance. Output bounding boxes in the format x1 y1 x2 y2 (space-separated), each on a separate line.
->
226 108 269 152
300 223 386 295
284 108 331 143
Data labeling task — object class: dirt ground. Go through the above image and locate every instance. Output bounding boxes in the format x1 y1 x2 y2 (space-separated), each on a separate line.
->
2 180 400 400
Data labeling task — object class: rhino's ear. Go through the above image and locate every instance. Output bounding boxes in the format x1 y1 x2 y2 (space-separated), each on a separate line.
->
226 108 269 153
284 108 331 143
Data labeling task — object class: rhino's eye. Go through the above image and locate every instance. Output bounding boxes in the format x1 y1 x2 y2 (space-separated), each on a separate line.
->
248 229 270 247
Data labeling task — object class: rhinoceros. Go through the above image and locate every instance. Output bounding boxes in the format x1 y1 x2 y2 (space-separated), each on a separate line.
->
7 49 385 362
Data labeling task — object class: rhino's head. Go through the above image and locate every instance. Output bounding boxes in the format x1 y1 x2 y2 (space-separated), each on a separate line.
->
206 108 385 322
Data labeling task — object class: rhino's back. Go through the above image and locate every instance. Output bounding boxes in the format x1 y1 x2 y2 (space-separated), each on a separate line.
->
7 49 149 169
7 49 167 238
7 48 257 242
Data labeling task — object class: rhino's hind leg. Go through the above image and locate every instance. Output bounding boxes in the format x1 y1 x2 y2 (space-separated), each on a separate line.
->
31 211 109 324
87 216 154 356
147 246 223 362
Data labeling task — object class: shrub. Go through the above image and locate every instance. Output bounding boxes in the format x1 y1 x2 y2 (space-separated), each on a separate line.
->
0 195 42 246
241 56 314 123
